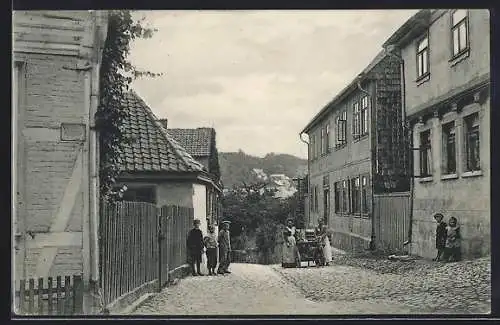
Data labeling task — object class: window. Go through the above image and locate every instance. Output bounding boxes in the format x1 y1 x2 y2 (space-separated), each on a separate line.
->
325 123 330 152
351 177 361 214
442 122 457 174
416 35 429 78
452 9 469 57
320 127 325 155
342 180 349 213
361 96 369 135
353 102 360 137
336 111 347 147
334 182 340 213
310 134 316 160
361 176 368 214
122 186 156 204
419 130 432 177
464 113 480 171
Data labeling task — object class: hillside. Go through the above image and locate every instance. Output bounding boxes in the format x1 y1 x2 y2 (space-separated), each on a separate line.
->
219 150 307 189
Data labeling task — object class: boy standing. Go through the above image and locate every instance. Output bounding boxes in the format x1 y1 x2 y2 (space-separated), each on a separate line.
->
433 213 447 261
203 224 218 275
187 219 204 276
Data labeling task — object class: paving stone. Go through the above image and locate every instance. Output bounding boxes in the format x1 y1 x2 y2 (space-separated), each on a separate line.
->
130 257 490 315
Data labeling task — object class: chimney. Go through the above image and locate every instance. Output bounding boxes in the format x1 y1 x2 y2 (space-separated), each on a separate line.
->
158 118 168 129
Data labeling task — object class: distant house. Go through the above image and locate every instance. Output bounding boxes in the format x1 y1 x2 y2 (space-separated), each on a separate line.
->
12 10 108 310
383 9 490 259
115 92 222 240
166 127 224 234
300 50 410 253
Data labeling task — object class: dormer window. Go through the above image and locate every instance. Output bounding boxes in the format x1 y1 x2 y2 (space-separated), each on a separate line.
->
452 9 469 57
416 34 429 79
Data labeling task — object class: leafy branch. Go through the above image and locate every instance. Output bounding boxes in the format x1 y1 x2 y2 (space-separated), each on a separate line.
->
96 10 162 202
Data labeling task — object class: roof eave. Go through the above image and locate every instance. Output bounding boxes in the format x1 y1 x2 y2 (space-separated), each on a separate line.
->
382 9 432 49
300 52 386 134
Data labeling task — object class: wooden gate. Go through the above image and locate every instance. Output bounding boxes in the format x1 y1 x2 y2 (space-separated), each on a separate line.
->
158 206 192 289
373 192 410 253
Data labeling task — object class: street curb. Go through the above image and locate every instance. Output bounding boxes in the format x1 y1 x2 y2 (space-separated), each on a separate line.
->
115 293 156 315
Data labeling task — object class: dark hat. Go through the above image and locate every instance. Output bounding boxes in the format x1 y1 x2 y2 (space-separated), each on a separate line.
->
193 219 201 225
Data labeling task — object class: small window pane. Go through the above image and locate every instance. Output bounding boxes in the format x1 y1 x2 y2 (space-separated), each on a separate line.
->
452 10 467 26
459 24 467 51
418 36 428 51
453 29 460 55
422 50 428 74
417 55 423 77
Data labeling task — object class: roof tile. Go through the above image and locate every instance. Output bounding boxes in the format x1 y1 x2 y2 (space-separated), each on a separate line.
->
118 91 205 173
166 128 214 157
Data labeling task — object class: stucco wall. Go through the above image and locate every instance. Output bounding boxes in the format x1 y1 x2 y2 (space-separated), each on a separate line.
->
399 9 491 260
308 85 375 252
410 98 490 259
402 9 490 116
156 181 194 209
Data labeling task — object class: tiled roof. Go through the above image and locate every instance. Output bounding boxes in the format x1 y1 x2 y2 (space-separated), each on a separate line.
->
166 128 214 157
118 91 205 173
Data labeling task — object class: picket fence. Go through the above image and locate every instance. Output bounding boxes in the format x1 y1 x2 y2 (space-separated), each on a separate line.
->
14 275 83 315
99 201 193 307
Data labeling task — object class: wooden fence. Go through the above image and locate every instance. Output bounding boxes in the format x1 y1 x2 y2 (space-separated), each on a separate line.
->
100 201 193 307
373 192 411 253
158 205 192 288
14 275 83 315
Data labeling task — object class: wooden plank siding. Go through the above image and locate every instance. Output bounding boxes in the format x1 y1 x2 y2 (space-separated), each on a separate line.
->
13 11 90 57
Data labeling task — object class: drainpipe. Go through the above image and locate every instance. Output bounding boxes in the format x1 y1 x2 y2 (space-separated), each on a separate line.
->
356 76 376 251
299 132 310 228
384 45 414 254
89 11 108 313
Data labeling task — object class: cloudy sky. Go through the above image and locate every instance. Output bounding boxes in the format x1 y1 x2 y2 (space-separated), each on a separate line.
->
129 10 418 159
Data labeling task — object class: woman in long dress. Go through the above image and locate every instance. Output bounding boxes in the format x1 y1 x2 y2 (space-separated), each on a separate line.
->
282 230 300 268
320 225 332 266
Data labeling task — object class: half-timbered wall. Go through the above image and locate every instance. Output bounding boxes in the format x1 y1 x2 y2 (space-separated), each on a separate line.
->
13 11 107 284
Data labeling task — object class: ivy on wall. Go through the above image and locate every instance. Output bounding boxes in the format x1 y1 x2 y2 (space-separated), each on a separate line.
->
96 10 162 202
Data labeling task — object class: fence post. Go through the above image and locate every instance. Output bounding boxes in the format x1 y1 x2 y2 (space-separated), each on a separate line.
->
73 275 83 315
157 207 162 292
38 278 43 315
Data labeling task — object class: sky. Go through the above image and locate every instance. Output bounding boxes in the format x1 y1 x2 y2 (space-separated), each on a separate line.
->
128 10 419 159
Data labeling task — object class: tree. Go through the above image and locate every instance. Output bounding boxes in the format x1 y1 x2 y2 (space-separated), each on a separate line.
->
222 181 296 262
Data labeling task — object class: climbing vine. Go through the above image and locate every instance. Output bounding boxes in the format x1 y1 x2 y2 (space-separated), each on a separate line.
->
96 10 162 202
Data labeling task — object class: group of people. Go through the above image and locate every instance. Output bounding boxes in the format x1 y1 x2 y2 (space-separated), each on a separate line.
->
433 213 462 262
186 219 232 276
282 219 333 268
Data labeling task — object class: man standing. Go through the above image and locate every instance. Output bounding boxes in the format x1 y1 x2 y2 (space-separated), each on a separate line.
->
187 219 204 276
217 220 231 274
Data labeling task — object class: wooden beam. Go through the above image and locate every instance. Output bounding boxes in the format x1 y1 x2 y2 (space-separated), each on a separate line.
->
34 147 83 278
26 232 82 249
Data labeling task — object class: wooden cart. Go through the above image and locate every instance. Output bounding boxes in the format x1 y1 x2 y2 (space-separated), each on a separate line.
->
295 229 324 267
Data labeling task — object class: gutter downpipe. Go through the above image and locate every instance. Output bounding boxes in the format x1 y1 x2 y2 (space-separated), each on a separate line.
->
356 76 376 251
88 11 108 313
299 132 310 228
384 45 414 255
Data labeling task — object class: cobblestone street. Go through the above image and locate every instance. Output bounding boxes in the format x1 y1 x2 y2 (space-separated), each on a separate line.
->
131 257 490 315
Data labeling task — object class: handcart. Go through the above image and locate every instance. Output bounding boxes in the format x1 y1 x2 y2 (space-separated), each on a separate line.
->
295 229 325 267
